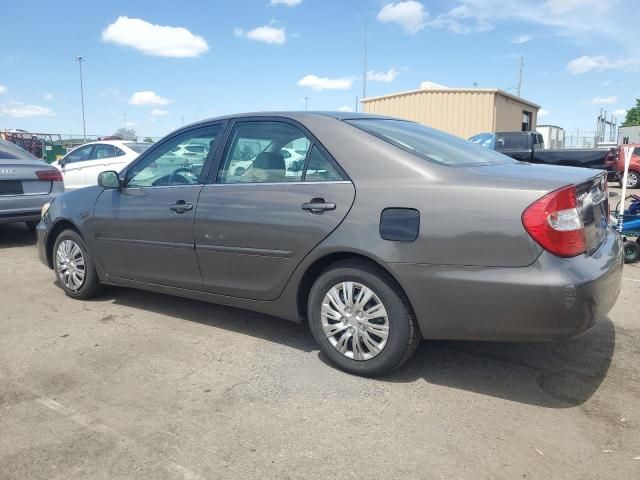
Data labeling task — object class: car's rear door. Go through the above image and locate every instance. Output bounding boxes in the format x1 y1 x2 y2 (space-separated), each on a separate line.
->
92 124 224 290
194 118 355 300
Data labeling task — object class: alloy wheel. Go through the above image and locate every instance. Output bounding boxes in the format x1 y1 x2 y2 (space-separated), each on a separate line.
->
321 281 389 361
56 239 86 291
627 171 639 188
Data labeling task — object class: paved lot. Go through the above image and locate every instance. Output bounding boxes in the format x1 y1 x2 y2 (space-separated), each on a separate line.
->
1 195 639 479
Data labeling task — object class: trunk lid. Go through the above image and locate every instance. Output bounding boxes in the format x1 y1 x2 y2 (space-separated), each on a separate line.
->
0 159 55 196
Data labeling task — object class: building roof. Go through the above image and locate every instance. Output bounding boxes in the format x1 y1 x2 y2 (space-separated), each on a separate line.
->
361 87 541 110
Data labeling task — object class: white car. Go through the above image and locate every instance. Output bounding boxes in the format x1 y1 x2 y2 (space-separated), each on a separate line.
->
54 140 151 190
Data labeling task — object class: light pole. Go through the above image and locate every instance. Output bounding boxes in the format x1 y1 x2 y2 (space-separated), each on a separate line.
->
75 56 86 140
362 0 368 109
304 96 309 111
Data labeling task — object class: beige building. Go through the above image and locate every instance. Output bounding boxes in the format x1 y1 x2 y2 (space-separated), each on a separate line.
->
361 87 540 139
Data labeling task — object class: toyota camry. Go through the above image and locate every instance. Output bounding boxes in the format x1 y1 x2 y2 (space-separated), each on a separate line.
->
36 112 623 376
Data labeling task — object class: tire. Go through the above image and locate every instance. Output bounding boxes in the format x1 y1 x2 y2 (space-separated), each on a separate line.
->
53 229 102 299
625 171 640 189
25 220 38 232
623 240 640 264
307 260 420 377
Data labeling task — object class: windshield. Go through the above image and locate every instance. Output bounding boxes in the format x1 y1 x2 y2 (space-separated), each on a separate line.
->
125 142 152 154
0 139 39 160
347 119 514 167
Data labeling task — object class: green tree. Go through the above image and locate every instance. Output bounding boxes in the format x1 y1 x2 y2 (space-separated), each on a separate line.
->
143 137 154 143
622 98 640 126
113 127 137 141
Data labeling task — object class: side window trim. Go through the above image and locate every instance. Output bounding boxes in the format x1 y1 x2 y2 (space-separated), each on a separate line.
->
123 122 225 187
209 116 350 185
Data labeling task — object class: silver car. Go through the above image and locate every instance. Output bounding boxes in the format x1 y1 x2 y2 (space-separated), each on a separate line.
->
0 139 63 230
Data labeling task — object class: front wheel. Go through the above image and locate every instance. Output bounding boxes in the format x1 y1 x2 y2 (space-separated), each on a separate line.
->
307 261 420 377
53 229 102 299
621 171 640 189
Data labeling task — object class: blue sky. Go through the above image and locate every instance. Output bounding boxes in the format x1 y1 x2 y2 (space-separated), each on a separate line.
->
1 0 638 138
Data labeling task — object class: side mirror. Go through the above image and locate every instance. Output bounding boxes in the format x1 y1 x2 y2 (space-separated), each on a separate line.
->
59 159 66 168
98 170 121 189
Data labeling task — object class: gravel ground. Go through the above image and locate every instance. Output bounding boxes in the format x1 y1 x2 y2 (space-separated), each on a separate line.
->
0 190 639 479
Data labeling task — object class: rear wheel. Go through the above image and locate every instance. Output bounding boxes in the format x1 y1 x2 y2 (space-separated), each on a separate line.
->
53 229 102 299
623 240 640 263
307 261 420 377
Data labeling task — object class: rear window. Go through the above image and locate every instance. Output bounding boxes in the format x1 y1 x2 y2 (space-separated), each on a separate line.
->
347 119 514 167
125 142 152 154
0 140 39 160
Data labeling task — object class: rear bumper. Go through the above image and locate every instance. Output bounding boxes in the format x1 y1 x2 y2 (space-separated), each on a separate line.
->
387 229 623 341
0 193 58 225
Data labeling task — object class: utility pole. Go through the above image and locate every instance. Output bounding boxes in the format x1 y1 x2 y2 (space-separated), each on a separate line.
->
75 56 86 140
517 56 523 97
362 0 368 106
304 96 309 111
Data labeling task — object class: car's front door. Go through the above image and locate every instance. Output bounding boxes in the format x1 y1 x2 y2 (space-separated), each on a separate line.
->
195 119 355 300
92 124 224 290
60 144 94 189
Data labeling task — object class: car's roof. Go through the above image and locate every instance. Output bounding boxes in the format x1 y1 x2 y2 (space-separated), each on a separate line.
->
178 111 394 129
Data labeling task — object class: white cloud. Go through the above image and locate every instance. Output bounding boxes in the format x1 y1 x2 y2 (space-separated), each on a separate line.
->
612 109 627 117
43 93 53 100
588 96 618 105
128 91 171 106
269 0 302 6
297 74 354 91
377 1 427 34
102 16 209 58
151 108 169 116
511 34 532 44
366 68 400 83
239 25 286 44
567 55 640 74
0 103 55 118
538 108 549 117
423 0 627 40
338 106 354 112
0 85 6 95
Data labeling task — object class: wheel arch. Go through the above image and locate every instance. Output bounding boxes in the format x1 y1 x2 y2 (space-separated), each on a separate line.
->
45 219 84 268
295 251 417 327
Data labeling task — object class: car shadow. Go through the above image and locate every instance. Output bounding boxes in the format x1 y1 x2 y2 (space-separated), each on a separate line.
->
0 223 36 248
103 286 615 409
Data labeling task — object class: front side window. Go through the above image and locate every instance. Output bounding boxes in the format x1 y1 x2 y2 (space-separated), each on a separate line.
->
93 144 116 159
65 145 93 163
126 126 221 188
349 119 514 167
218 122 311 184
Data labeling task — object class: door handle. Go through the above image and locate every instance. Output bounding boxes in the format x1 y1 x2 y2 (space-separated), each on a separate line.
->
302 198 336 214
169 200 193 213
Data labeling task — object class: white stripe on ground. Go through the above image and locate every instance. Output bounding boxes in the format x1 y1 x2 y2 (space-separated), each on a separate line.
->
36 398 204 480
622 277 640 282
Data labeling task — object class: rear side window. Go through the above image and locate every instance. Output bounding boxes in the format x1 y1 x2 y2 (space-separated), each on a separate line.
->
0 140 38 160
93 144 116 159
348 119 514 167
496 133 526 149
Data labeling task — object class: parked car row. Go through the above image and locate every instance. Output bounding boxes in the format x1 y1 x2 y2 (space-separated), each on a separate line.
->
34 112 623 377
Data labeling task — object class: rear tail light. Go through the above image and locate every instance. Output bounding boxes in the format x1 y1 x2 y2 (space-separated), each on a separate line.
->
522 185 586 257
35 170 63 182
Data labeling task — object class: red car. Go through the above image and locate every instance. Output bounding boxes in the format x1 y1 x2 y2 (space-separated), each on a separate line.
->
615 144 640 189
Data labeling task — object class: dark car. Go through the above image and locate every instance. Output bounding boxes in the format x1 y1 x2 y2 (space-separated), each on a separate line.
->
470 131 620 182
0 139 63 230
36 112 623 376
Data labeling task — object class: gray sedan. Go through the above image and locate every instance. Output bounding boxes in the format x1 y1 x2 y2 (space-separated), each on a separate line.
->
36 112 622 376
0 139 63 230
